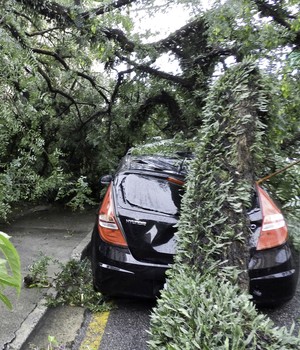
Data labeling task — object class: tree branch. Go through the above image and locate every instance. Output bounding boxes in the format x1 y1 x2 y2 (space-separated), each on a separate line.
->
2 21 27 47
118 55 194 88
15 0 74 25
152 17 207 58
81 0 137 19
15 0 138 26
76 72 110 104
253 0 300 48
32 48 70 70
128 90 184 133
32 48 110 104
37 66 83 122
253 0 294 29
26 27 61 37
109 69 134 112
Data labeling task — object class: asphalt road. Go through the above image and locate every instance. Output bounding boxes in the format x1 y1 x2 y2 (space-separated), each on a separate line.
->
95 298 153 350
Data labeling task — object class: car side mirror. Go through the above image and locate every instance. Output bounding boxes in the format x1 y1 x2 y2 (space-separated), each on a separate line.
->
100 174 112 185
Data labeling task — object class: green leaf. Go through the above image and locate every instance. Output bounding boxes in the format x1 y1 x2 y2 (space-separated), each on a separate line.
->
0 231 21 309
0 292 13 310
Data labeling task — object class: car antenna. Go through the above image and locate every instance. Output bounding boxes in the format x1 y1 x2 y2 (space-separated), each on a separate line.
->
256 159 300 184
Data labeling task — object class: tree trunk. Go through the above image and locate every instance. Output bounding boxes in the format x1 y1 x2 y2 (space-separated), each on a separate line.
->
176 61 267 291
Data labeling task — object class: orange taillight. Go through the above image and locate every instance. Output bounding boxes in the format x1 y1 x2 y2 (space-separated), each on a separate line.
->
98 184 127 247
167 177 185 186
256 184 288 251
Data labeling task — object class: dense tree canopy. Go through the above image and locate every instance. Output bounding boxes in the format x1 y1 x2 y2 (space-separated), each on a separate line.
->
0 0 299 219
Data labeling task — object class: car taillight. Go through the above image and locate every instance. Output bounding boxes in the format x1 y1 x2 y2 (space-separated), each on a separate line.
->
167 177 185 186
98 184 127 247
256 184 288 251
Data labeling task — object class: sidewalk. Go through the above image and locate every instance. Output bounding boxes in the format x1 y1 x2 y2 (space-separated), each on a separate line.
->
0 205 96 350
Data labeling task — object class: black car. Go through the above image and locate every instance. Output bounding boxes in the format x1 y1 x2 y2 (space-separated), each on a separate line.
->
90 151 298 305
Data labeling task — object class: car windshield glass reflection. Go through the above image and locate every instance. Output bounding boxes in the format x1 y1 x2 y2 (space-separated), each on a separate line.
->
121 174 182 215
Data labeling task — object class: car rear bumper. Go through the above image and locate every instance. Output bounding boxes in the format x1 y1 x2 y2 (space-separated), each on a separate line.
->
92 237 168 299
248 243 299 305
93 230 299 304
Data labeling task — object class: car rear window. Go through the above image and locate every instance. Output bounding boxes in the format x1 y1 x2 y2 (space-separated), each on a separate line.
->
119 174 183 215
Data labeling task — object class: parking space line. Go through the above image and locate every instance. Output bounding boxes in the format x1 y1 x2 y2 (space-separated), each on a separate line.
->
79 311 110 350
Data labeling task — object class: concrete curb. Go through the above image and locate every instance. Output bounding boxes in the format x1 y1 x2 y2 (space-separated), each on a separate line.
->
8 231 92 350
71 230 92 261
8 287 57 350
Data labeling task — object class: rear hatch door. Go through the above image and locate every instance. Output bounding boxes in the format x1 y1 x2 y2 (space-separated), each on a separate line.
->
114 173 183 264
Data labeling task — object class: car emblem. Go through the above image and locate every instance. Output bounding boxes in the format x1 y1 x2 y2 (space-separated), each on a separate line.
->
126 219 147 226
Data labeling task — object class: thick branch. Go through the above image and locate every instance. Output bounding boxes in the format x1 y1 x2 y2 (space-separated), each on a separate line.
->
253 0 300 48
118 55 193 88
26 27 61 37
15 0 74 25
15 0 138 26
129 91 184 133
109 69 133 112
102 28 135 53
253 0 294 29
152 18 207 58
2 21 27 46
81 0 137 19
32 48 69 70
37 66 82 122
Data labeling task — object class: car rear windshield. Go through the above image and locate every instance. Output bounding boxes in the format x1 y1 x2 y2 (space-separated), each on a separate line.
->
119 174 183 216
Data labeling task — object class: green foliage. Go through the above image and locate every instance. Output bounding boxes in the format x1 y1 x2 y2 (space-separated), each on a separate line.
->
24 253 110 312
24 253 52 288
29 335 67 350
149 60 300 349
205 0 298 63
0 232 21 310
176 60 266 267
46 259 111 313
25 254 111 312
0 0 132 220
130 135 196 157
56 176 96 211
0 0 298 223
149 264 300 350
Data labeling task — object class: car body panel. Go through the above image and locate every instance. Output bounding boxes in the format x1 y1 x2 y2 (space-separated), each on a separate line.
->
117 208 176 264
249 244 298 304
91 226 168 298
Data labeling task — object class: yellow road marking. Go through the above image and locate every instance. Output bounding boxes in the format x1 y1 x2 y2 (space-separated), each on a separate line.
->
79 311 110 350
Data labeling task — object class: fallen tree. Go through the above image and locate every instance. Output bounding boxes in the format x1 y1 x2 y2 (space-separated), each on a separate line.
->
149 60 300 349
